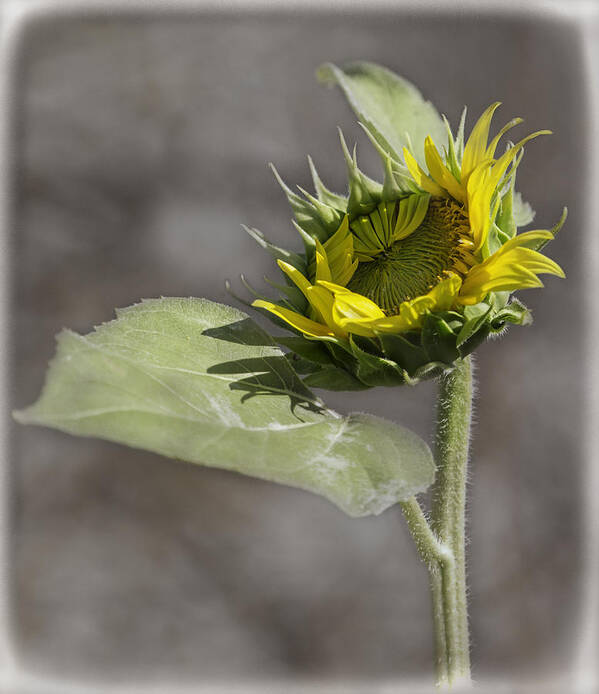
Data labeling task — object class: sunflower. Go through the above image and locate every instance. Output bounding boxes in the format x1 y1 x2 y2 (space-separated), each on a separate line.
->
245 66 566 388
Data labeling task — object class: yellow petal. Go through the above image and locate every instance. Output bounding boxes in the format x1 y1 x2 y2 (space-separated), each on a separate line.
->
458 267 543 305
487 247 565 278
314 239 332 283
458 238 564 304
335 257 359 287
252 300 337 338
277 260 312 296
485 117 523 159
489 229 554 255
461 102 501 182
332 292 386 322
423 136 465 202
313 281 385 337
370 307 422 334
368 314 414 334
321 215 357 286
306 284 337 330
315 280 353 295
403 147 446 196
427 273 463 309
317 281 385 320
278 259 336 328
486 130 551 195
392 193 431 242
323 215 350 253
322 217 351 261
370 275 462 335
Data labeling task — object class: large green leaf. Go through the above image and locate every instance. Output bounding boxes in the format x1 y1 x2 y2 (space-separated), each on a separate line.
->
14 298 434 517
317 61 446 168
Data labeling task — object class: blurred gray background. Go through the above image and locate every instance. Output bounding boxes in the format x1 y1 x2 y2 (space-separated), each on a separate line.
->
10 7 586 689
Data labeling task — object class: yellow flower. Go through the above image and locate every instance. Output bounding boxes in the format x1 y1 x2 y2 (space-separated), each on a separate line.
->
253 104 564 340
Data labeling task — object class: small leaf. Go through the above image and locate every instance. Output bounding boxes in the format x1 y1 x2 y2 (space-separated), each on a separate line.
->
14 298 435 517
317 61 446 169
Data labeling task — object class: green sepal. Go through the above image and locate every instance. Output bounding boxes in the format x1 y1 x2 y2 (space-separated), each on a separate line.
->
320 336 356 361
409 362 447 384
255 289 538 391
303 366 369 391
457 324 491 358
356 121 401 168
292 221 317 264
355 123 417 199
482 220 505 259
243 225 307 273
496 184 517 239
377 332 429 376
236 274 271 304
490 298 533 331
489 290 510 311
441 114 461 180
456 303 492 347
337 130 384 218
277 336 335 365
270 164 342 243
263 277 308 313
421 314 461 365
224 279 255 310
348 336 407 387
454 106 467 161
526 207 567 252
307 156 348 211
296 184 346 238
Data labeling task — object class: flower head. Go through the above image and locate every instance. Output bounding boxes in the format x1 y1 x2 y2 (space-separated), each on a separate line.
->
244 64 566 389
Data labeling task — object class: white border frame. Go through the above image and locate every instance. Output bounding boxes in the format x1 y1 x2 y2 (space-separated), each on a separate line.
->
1 1 597 692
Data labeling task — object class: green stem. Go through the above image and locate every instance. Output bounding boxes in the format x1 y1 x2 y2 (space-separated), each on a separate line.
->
431 356 474 685
400 356 474 687
400 498 453 685
429 563 449 684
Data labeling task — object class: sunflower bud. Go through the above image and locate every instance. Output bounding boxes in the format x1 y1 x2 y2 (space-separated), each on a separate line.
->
246 62 566 390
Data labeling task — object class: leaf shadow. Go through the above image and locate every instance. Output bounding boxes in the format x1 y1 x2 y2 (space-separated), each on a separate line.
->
202 319 274 346
203 320 325 420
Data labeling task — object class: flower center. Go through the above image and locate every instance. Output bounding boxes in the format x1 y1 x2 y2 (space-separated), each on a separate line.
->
347 197 474 315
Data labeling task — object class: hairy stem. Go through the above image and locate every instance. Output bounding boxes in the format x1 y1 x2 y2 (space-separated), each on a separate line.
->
431 356 474 684
401 497 453 685
401 356 474 687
